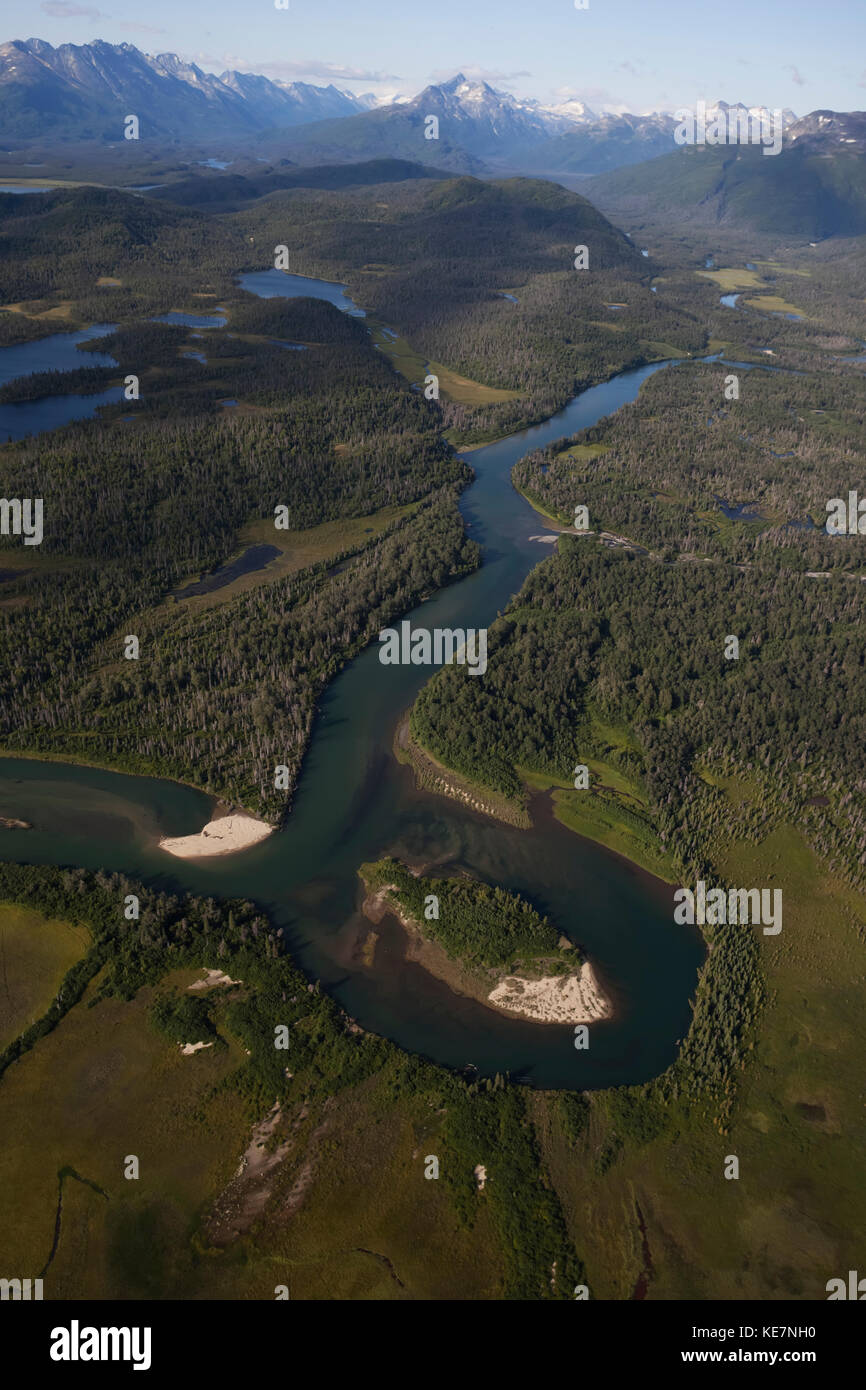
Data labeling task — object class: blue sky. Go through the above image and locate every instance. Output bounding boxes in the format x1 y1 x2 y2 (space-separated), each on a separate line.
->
9 0 866 113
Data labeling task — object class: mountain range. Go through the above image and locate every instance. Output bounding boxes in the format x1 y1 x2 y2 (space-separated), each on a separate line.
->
586 111 866 240
0 39 803 179
0 37 372 141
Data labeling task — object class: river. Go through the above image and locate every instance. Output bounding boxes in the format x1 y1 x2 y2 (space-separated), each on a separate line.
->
0 274 705 1088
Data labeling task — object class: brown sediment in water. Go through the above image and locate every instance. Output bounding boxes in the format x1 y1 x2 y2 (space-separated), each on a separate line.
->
394 716 530 828
361 884 612 1025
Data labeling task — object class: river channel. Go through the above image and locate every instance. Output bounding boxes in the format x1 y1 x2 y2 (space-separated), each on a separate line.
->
0 271 705 1088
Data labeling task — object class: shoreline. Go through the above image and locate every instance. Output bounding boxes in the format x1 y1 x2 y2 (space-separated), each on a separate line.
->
395 716 530 827
159 811 273 860
361 883 613 1026
0 749 276 859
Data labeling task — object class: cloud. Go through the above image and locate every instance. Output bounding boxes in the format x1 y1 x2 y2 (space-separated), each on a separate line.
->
191 52 400 83
551 83 628 113
784 64 807 87
40 1 106 16
859 69 866 88
39 3 164 30
427 66 532 87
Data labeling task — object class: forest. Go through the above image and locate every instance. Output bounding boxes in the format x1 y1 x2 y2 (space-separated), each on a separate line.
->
0 280 477 817
513 357 866 568
360 856 577 972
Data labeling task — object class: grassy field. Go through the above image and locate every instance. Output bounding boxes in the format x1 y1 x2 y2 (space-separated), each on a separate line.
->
513 483 572 527
371 322 521 405
194 1076 505 1300
522 758 678 883
554 442 611 462
0 952 508 1298
0 904 90 1050
534 814 866 1299
742 294 807 317
0 299 76 321
696 267 767 291
0 963 251 1297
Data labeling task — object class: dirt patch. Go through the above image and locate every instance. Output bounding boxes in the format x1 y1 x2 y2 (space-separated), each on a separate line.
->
205 1102 296 1245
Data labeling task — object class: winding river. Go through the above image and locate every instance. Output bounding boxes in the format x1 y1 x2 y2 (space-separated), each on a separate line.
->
0 273 705 1089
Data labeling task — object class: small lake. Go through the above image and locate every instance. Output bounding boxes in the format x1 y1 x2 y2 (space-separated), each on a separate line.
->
170 544 282 599
238 269 366 317
0 387 125 442
0 184 53 194
0 322 120 441
0 323 117 388
150 309 227 328
715 496 767 522
720 293 740 308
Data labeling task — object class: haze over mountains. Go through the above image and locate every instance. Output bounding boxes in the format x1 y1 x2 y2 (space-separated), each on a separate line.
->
587 123 866 241
0 37 373 140
1 37 811 178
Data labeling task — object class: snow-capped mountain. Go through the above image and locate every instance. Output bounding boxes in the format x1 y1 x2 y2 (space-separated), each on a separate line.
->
0 37 367 140
0 40 825 180
541 97 598 124
786 108 866 148
702 99 798 128
395 73 582 155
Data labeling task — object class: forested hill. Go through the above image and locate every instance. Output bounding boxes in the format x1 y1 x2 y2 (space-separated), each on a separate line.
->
2 175 706 445
0 185 242 309
148 158 458 211
234 174 706 439
586 139 866 241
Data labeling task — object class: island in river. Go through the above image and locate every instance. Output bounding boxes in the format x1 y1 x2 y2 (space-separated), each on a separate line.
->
359 857 612 1025
159 805 273 858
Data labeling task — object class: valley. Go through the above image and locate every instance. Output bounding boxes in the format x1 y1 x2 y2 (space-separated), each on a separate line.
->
1 20 865 1314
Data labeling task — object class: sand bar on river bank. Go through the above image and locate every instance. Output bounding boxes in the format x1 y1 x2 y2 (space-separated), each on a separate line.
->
159 811 273 859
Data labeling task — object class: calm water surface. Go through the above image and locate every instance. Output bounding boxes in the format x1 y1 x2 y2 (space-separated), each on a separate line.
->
0 274 705 1088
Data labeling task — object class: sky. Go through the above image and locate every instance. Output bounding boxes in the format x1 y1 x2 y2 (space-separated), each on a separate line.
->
6 0 866 114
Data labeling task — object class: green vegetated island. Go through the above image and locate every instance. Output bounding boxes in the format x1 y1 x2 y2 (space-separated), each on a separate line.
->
359 857 611 1024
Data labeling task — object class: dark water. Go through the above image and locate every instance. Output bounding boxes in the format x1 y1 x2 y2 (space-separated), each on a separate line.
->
0 184 52 194
0 387 125 442
715 496 766 522
170 544 281 599
0 274 705 1089
0 324 116 388
0 323 120 441
150 309 227 328
238 269 366 317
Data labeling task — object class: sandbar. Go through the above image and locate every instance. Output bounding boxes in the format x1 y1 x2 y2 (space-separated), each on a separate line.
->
159 812 272 859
